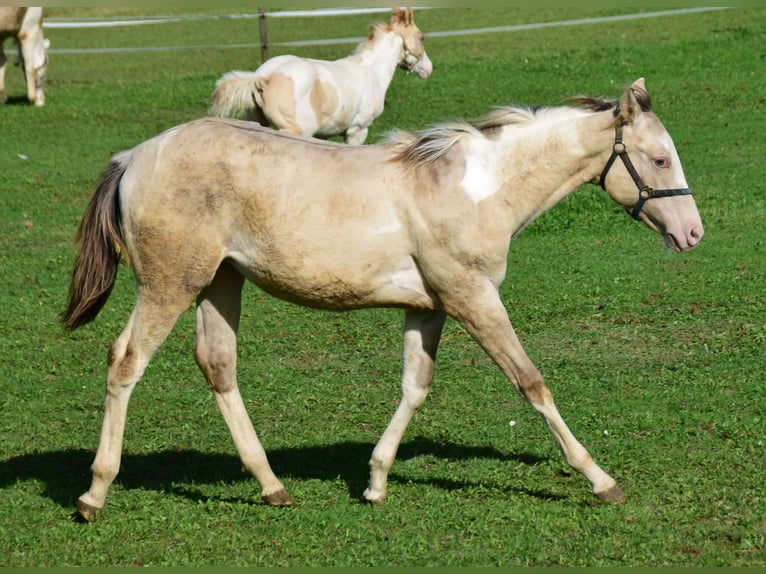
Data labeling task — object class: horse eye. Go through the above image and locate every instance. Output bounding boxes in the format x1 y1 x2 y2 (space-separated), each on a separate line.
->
654 157 670 169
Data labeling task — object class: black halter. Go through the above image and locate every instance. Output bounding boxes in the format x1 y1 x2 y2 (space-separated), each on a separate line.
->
599 120 693 220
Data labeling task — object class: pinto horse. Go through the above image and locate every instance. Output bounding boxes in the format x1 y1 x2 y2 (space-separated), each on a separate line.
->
65 79 703 521
0 7 48 106
209 7 432 144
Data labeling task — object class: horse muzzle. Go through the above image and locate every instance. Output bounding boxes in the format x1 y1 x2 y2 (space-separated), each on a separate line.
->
404 53 432 79
665 223 704 253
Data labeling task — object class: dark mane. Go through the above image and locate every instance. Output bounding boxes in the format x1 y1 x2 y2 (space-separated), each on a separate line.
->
569 96 617 112
569 83 653 116
387 87 652 168
387 103 591 167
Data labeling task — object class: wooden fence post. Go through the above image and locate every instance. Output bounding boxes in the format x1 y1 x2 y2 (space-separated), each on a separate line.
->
258 7 269 62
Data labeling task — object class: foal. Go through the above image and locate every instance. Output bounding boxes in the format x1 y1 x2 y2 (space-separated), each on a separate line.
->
210 7 432 144
65 79 702 521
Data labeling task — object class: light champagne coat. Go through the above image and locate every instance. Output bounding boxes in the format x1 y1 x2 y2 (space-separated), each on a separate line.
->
65 79 703 521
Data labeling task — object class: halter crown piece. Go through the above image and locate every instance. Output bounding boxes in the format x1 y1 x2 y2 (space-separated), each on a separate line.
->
599 111 693 220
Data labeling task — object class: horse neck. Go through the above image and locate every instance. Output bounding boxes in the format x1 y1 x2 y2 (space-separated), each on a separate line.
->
493 109 616 232
345 27 402 88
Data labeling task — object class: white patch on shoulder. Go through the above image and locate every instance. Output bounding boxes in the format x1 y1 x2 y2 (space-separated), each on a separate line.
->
460 140 500 204
374 220 402 235
371 205 402 235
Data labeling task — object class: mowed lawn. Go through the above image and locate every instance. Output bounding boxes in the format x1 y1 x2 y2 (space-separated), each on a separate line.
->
0 6 763 567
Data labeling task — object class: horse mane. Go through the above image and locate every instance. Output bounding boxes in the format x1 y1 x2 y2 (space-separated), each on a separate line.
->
569 82 653 116
389 85 654 168
356 22 391 53
387 105 570 167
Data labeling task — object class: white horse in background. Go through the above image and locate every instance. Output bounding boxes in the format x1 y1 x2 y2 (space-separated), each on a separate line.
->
0 7 48 106
210 7 432 145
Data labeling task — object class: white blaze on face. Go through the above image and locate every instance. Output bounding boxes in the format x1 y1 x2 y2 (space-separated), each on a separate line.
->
460 140 500 204
660 131 690 188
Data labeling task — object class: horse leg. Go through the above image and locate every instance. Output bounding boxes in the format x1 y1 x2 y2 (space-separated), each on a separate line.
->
448 280 624 502
363 309 446 504
0 45 7 104
344 126 369 145
194 262 292 506
77 291 194 521
245 102 269 127
19 34 45 106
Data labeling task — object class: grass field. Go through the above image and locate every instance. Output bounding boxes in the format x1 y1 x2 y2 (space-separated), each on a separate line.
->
0 6 764 567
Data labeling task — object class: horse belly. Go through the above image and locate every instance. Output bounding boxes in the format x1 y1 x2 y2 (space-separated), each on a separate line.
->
0 8 25 36
228 193 435 310
230 228 436 311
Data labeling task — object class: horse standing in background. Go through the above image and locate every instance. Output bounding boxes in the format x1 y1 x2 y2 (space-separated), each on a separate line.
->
0 7 48 106
210 7 432 144
65 79 702 522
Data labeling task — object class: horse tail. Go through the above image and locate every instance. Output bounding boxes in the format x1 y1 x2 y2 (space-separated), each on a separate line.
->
209 70 264 119
63 152 131 330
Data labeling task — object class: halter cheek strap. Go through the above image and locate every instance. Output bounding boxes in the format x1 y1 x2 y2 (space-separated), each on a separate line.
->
599 121 693 220
400 44 419 71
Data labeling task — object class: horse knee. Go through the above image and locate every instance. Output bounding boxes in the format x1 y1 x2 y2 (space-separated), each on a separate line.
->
400 351 435 408
401 371 432 410
345 127 368 145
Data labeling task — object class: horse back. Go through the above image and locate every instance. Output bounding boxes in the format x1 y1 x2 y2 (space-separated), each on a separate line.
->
254 55 374 137
117 118 438 309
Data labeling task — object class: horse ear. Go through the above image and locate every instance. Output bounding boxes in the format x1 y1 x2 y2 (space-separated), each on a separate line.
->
391 7 413 25
618 77 650 123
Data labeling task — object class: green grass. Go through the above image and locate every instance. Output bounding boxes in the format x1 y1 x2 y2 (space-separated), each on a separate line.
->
0 6 764 567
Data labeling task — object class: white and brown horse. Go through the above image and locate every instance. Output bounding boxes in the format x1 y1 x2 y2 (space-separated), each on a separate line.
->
0 7 48 106
65 79 703 521
210 7 432 144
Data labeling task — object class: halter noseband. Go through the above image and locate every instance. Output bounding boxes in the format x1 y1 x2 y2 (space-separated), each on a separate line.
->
599 119 693 220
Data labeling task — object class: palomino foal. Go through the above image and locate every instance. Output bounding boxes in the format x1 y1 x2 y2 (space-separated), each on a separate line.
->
210 7 432 144
65 79 702 521
0 7 48 106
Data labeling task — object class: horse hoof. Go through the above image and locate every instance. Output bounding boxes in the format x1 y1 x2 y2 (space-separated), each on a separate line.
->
262 488 293 506
76 498 102 522
595 484 625 503
362 488 386 505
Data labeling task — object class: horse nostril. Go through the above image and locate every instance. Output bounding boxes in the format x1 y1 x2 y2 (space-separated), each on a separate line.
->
688 225 703 245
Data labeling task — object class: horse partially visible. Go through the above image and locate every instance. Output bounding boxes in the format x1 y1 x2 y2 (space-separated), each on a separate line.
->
0 7 48 106
64 79 703 522
210 7 432 144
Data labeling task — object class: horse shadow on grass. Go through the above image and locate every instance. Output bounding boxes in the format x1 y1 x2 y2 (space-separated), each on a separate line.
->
1 95 36 106
0 437 561 516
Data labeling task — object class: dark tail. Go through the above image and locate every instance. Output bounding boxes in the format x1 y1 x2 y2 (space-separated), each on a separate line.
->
63 156 129 330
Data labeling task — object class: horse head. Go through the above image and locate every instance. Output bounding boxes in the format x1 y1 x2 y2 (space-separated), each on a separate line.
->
391 7 432 79
599 78 703 252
